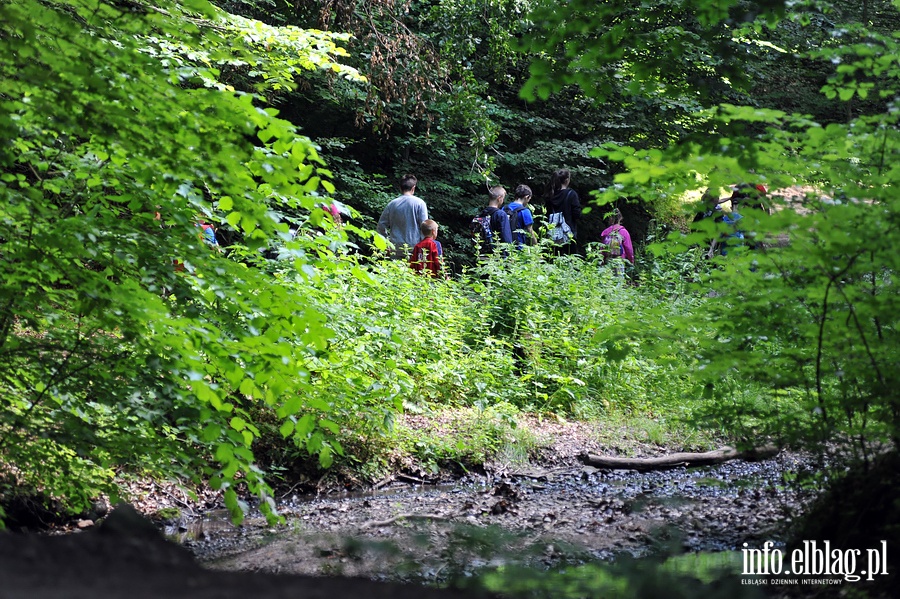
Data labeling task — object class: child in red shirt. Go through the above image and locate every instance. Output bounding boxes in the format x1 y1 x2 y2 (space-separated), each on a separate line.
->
410 219 443 277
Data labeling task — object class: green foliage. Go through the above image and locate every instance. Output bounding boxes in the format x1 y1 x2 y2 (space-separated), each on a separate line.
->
217 0 900 267
227 0 728 257
0 0 364 522
396 404 531 473
597 113 900 455
577 3 900 459
8 0 900 540
631 221 711 296
238 239 717 481
328 245 703 417
519 0 787 104
589 411 720 454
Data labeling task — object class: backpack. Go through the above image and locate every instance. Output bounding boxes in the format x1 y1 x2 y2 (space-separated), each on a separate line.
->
470 208 497 252
505 205 524 231
505 205 528 245
548 212 572 244
603 226 624 262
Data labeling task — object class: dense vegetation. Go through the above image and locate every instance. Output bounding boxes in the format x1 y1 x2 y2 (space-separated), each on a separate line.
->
2 7 899 586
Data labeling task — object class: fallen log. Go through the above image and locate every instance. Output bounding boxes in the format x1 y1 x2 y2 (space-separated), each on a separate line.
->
578 445 779 471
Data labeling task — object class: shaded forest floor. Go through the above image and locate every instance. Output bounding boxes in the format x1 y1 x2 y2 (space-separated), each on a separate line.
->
5 414 879 598
122 413 726 521
164 416 811 586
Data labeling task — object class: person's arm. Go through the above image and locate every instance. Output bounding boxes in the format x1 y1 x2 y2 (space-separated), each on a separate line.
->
570 190 582 219
622 228 635 263
376 204 391 237
521 209 537 245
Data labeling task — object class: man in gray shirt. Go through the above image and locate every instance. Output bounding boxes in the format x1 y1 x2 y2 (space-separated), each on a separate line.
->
377 174 429 259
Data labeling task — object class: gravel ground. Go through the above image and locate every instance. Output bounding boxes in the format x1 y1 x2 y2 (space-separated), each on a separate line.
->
4 415 820 597
163 417 814 584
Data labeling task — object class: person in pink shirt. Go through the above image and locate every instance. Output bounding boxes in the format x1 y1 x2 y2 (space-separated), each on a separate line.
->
600 208 634 275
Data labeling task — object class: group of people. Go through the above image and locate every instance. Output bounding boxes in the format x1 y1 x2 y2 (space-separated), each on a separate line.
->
375 174 445 276
375 170 636 278
694 183 769 257
468 168 586 255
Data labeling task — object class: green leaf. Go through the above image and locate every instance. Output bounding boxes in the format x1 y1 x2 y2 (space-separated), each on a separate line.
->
201 424 222 442
215 443 234 463
318 446 333 468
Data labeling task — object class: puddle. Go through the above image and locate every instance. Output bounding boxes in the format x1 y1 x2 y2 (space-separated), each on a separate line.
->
165 509 236 544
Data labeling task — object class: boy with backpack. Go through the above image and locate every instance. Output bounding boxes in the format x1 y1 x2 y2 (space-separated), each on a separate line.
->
470 185 513 259
505 184 538 249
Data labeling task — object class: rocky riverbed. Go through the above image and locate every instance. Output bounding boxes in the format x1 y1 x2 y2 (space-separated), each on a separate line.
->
182 452 812 585
1 414 830 598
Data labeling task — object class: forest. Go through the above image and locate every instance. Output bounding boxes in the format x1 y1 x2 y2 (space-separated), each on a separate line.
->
1 0 899 596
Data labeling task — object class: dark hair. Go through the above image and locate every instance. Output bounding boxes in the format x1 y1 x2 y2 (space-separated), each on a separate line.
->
607 207 623 225
731 183 770 214
400 174 417 192
701 188 720 205
514 184 532 200
550 169 571 195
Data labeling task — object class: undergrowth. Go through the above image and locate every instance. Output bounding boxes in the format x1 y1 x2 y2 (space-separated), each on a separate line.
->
245 246 728 485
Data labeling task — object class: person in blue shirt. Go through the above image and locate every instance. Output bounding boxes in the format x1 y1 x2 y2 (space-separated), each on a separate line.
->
198 221 218 246
706 205 744 257
505 184 537 248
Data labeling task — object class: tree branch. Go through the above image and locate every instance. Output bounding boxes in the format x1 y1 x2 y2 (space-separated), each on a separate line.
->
578 445 779 471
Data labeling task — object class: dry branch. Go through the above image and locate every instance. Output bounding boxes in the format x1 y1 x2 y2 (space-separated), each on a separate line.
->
578 445 779 471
